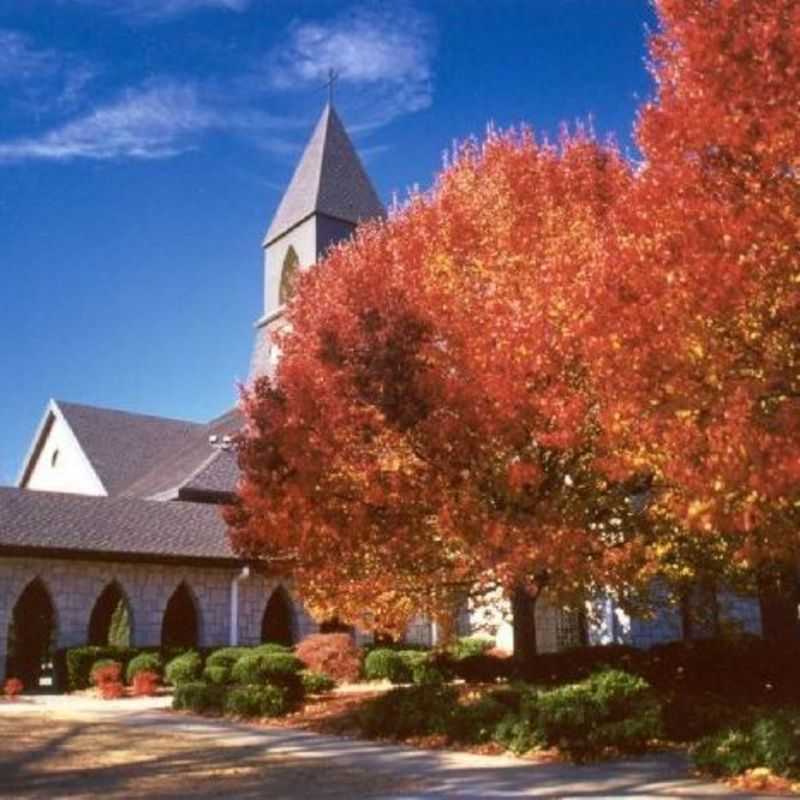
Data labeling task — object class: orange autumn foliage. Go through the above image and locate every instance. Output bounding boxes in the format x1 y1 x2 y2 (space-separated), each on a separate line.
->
227 0 800 635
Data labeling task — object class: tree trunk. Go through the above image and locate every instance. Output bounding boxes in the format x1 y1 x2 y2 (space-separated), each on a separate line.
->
511 585 538 666
758 562 800 642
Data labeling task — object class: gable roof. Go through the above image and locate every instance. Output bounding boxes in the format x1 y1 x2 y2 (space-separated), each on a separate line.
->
121 407 242 501
53 401 204 497
0 486 237 564
264 103 385 246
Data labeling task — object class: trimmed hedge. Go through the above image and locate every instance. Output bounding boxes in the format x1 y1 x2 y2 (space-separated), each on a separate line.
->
253 643 293 656
230 652 303 685
360 685 460 739
205 647 251 670
224 685 291 718
449 636 495 660
172 681 225 713
203 664 232 686
125 653 162 684
521 637 800 704
64 646 137 691
300 670 335 694
165 652 203 686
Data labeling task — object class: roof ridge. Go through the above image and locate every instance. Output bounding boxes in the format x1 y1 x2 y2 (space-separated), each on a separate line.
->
55 399 203 428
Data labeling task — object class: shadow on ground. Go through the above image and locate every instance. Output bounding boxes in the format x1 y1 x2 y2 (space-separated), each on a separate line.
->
0 708 765 799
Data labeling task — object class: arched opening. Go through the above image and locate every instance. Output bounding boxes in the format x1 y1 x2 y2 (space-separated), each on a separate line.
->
161 582 199 649
5 578 57 691
88 582 132 647
260 586 294 646
279 245 300 305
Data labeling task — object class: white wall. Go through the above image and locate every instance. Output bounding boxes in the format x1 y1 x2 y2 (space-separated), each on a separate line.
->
263 218 318 318
23 412 105 496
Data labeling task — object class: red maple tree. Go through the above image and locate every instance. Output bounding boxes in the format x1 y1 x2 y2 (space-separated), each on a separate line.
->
227 0 800 651
587 0 800 632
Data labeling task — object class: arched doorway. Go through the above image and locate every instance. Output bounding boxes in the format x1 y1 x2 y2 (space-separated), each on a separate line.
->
6 578 56 691
161 583 199 649
260 586 294 646
88 582 132 647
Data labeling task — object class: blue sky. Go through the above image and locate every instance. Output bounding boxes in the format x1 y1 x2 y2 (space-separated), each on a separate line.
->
0 0 656 485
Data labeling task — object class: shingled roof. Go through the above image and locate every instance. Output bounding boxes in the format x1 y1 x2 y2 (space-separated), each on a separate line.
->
54 401 203 496
121 408 242 501
0 486 237 564
264 103 385 246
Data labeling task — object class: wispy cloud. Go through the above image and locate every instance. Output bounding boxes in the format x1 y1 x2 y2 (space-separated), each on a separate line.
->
0 78 313 163
0 29 59 83
0 28 97 113
66 0 250 22
268 5 436 127
0 81 217 162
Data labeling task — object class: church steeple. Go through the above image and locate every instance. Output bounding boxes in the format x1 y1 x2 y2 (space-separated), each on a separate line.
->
263 103 385 246
250 103 385 380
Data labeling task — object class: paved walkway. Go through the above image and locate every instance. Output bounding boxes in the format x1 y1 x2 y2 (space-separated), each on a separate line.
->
1 695 762 799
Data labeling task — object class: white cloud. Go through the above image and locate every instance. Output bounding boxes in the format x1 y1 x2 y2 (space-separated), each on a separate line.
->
0 29 60 84
269 5 435 125
67 0 250 21
0 29 97 113
0 81 217 162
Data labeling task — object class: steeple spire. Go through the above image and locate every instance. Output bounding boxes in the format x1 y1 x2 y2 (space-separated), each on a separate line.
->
263 103 385 247
251 103 385 381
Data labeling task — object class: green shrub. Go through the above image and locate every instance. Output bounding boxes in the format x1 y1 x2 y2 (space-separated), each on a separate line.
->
691 710 800 779
521 638 800 706
64 646 137 691
363 648 400 681
493 713 544 755
254 643 292 656
125 653 162 684
165 652 203 686
203 664 231 686
224 685 290 718
205 647 251 670
300 670 335 694
446 695 508 744
364 648 432 683
360 685 459 739
90 658 118 679
534 669 663 761
411 661 445 686
172 681 224 713
449 636 495 661
231 652 303 685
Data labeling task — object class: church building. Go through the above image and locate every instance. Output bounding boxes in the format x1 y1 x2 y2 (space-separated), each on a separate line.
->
0 103 763 689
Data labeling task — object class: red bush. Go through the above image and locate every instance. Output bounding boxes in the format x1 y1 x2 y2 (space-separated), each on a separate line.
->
131 670 159 697
100 681 125 700
295 633 362 683
91 662 123 699
3 678 23 699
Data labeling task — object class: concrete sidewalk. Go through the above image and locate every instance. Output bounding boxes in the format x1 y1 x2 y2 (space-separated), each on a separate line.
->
2 694 759 799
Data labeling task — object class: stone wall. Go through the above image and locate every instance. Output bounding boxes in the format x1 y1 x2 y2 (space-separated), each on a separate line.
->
0 555 318 683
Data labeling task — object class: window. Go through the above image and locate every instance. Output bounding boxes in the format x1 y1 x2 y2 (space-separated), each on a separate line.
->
279 245 300 305
50 449 59 467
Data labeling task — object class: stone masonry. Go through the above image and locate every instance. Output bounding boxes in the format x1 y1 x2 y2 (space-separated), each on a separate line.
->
0 555 318 682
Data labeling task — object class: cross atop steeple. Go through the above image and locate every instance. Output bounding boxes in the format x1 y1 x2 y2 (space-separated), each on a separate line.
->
322 68 338 105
